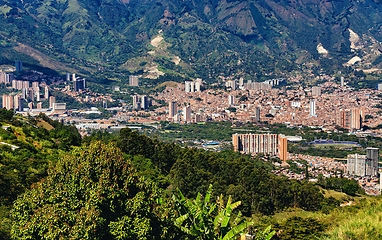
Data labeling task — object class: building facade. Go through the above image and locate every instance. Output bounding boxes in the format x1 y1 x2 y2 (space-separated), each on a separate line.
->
312 86 321 96
253 108 261 122
347 148 379 176
15 60 22 72
141 95 149 110
0 72 13 84
49 96 56 109
129 75 139 86
309 101 316 117
13 95 23 111
169 101 177 118
337 108 362 130
2 95 13 110
73 78 86 92
232 133 288 160
228 95 235 106
53 103 66 111
183 105 191 123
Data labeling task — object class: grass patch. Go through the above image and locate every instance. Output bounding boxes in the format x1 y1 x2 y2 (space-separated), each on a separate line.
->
320 197 382 239
36 120 54 131
320 188 353 202
155 81 179 89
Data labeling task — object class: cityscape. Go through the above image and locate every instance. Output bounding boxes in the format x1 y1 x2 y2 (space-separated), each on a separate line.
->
4 1 382 238
2 60 382 199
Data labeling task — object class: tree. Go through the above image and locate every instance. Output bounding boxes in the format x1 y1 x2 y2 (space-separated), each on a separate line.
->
343 180 359 196
0 108 13 121
276 216 325 240
11 141 176 240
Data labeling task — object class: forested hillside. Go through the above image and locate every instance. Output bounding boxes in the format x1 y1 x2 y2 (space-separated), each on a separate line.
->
0 110 81 238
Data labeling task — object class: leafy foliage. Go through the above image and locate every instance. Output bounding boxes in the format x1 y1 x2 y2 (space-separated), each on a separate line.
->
318 177 363 196
172 184 275 240
0 108 13 121
11 141 176 239
274 216 326 240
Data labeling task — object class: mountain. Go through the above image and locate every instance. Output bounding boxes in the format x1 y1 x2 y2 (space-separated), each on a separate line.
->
0 0 382 83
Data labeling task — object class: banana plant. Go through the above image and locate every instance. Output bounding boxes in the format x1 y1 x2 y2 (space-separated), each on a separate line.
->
172 184 275 240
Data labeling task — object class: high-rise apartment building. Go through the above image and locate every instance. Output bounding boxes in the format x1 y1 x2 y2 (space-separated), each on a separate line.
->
36 87 40 102
232 133 287 160
129 75 139 86
141 95 149 110
27 89 34 101
11 80 27 90
228 95 235 106
312 86 321 96
0 72 14 84
195 82 201 92
225 80 237 90
169 101 177 118
15 60 22 72
183 105 191 122
185 81 195 93
32 82 39 92
49 96 56 109
2 95 13 110
22 81 29 90
45 86 49 100
347 154 366 176
350 108 362 130
22 88 27 100
17 80 23 90
278 136 288 161
309 101 316 117
73 78 86 92
239 77 244 86
366 148 379 176
337 109 351 129
195 113 201 123
13 95 23 111
347 148 379 176
185 81 190 92
254 108 261 122
244 81 272 91
338 108 362 130
340 77 345 87
195 78 202 92
132 95 140 109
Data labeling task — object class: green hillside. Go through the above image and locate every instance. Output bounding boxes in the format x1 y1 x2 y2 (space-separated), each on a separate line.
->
0 110 82 239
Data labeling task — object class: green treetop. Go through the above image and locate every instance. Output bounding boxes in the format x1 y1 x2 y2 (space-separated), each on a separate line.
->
11 141 176 240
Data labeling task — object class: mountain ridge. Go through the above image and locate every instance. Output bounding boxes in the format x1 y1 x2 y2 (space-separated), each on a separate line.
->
0 0 382 82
